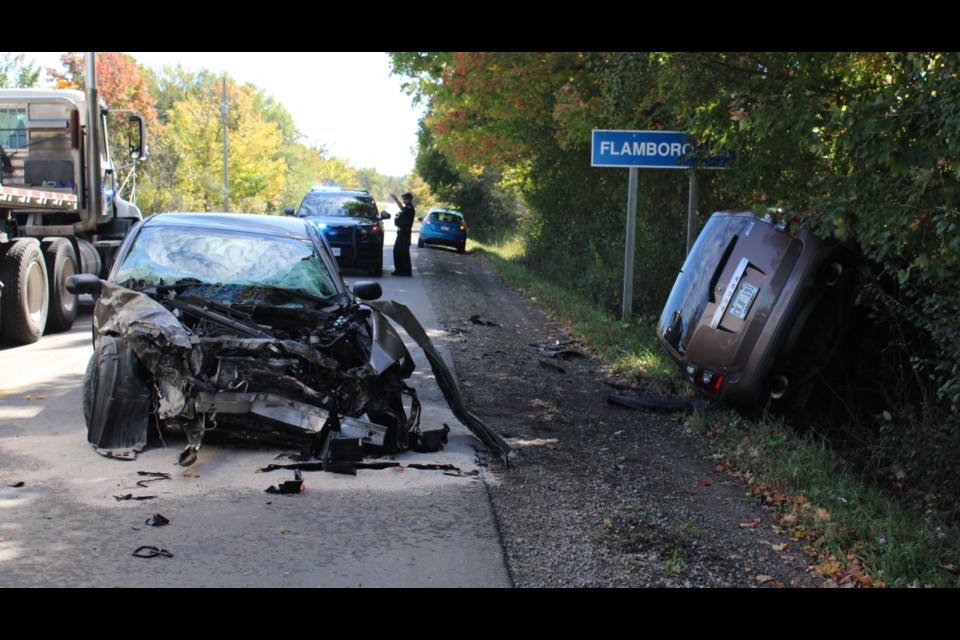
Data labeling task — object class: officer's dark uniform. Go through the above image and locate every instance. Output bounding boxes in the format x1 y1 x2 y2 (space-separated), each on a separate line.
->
392 193 415 276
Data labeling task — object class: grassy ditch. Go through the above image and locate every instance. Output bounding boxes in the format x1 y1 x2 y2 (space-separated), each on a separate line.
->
470 239 674 382
471 239 960 588
688 411 960 587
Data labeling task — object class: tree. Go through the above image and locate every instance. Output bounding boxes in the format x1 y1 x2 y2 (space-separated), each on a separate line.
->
0 53 41 88
163 79 285 213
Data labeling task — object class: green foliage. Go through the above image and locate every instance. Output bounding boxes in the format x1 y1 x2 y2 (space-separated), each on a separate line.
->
396 50 960 514
0 53 41 88
414 119 519 242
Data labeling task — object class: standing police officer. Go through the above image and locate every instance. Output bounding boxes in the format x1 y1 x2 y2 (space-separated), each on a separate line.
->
390 192 415 276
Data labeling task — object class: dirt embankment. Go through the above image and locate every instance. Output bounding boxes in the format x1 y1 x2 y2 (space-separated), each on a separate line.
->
417 246 817 587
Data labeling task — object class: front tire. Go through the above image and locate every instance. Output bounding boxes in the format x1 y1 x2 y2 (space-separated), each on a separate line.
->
0 239 48 344
42 238 78 333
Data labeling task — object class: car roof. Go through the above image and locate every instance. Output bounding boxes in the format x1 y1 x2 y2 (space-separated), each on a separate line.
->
428 208 463 216
307 185 371 196
141 212 313 238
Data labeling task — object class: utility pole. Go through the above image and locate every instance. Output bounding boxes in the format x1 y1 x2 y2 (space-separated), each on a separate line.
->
222 74 229 212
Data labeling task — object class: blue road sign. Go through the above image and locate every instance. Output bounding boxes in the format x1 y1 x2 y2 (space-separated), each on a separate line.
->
592 130 730 169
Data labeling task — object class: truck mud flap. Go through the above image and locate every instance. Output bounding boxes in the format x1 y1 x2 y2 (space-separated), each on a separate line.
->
368 300 511 460
85 335 151 459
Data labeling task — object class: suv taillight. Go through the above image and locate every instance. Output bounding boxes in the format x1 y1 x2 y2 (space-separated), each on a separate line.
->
685 363 724 398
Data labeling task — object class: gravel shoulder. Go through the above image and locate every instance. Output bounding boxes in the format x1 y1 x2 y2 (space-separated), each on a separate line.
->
417 245 818 588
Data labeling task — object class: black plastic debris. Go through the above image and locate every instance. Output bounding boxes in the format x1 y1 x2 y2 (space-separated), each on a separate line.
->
411 424 450 453
537 347 587 360
113 494 156 502
176 445 199 468
406 463 460 471
538 359 566 374
265 469 304 494
132 545 173 558
258 462 325 473
144 513 170 527
136 471 171 488
7 481 24 488
607 392 705 412
469 314 501 327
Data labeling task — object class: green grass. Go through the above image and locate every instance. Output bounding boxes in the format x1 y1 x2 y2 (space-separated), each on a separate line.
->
470 239 676 384
689 410 960 587
473 235 960 588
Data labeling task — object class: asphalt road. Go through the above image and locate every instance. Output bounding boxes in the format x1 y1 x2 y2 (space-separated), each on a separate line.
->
0 228 511 587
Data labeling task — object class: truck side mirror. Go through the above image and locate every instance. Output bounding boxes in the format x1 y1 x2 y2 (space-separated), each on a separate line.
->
128 114 146 160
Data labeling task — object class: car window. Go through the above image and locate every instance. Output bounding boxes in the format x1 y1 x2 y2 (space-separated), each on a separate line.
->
297 193 378 219
115 226 340 300
658 214 749 355
431 212 463 224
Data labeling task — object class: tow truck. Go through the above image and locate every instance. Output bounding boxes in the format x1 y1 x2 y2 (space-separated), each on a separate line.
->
1 52 146 344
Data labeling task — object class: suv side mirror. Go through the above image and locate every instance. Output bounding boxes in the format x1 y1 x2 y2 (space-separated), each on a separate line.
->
284 207 295 216
380 211 390 221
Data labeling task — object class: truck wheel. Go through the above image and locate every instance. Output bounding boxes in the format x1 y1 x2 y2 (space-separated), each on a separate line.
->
42 238 79 333
0 239 48 344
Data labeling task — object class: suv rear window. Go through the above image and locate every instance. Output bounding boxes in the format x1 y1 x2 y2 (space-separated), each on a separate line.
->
658 214 750 355
297 192 378 219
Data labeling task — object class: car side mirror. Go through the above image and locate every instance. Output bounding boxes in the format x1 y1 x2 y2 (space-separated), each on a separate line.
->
417 216 424 222
380 211 390 221
66 274 102 295
284 207 295 216
352 281 382 301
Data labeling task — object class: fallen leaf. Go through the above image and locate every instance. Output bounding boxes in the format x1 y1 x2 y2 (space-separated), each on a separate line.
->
941 564 959 575
782 514 798 524
818 557 843 578
0 536 5 542
739 518 761 529
35 395 46 400
715 464 725 473
392 466 405 474
816 508 832 521
756 574 774 584
697 479 712 487
772 543 791 552
23 395 30 400
280 529 290 534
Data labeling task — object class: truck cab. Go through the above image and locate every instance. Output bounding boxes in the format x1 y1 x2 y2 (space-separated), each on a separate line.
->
1 73 145 344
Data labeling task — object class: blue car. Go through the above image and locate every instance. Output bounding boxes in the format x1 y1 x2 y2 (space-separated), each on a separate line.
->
417 208 467 253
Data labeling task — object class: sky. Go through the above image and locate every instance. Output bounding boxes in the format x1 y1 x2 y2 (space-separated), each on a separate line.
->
21 52 424 177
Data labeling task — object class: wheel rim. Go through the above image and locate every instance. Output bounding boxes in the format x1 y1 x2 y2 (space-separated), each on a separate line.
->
25 258 46 326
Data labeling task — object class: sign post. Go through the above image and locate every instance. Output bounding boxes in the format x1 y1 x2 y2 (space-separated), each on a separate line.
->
592 129 728 320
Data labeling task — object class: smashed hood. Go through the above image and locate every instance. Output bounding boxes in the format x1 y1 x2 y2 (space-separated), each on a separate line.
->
87 282 510 467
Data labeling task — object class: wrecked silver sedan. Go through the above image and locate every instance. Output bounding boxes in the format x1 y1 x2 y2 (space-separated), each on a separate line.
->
68 212 509 469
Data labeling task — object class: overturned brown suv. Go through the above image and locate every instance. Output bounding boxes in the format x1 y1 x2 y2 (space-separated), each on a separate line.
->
658 210 848 412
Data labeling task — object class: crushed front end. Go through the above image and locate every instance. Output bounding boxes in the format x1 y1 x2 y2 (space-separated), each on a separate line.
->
88 281 421 468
